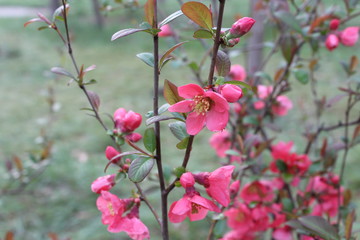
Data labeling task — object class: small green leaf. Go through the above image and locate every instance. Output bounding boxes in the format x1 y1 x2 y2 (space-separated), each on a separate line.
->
52 4 68 22
181 1 213 30
128 157 155 183
274 10 304 35
176 136 189 149
188 61 199 72
51 67 75 79
173 166 186 178
276 160 287 172
226 80 256 93
143 128 156 153
159 10 184 28
136 52 154 68
146 115 181 125
83 79 97 85
293 69 309 84
281 198 294 212
193 29 213 39
111 28 145 41
169 121 189 140
163 80 184 105
216 50 231 77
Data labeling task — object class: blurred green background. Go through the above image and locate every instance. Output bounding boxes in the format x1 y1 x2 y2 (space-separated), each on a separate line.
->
0 0 359 239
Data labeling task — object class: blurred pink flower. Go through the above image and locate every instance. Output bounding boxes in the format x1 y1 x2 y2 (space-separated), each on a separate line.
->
340 26 359 46
240 180 275 204
229 64 247 81
105 146 121 163
91 174 116 194
209 130 231 157
96 191 125 231
158 24 173 37
220 84 243 102
325 34 339 51
113 108 142 133
329 19 340 31
168 84 229 135
272 95 293 116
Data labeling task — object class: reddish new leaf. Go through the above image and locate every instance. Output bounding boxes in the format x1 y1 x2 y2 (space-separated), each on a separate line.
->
160 42 187 69
163 80 184 105
181 1 213 30
88 91 100 111
5 231 14 240
144 0 155 27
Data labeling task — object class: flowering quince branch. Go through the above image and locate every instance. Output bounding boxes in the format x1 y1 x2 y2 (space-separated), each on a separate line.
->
25 0 360 239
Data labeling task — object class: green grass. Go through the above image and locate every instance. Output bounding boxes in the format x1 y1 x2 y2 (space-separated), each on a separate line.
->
1 1 360 240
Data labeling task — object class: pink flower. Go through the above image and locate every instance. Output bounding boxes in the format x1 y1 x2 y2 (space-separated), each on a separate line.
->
325 34 339 51
270 141 312 176
105 146 121 163
204 165 235 207
91 174 116 194
168 84 229 135
158 24 173 37
209 130 231 157
113 108 142 133
272 95 293 116
96 191 125 231
329 19 340 31
273 226 294 240
229 64 247 81
253 100 265 110
240 180 275 204
168 192 220 223
224 204 254 233
220 84 243 103
340 26 359 46
257 85 273 99
228 17 256 38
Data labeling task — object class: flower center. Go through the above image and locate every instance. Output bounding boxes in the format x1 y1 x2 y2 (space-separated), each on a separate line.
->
193 95 211 115
191 202 202 214
107 203 116 216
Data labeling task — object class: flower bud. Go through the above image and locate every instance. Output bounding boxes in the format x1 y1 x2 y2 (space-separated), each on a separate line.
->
228 17 255 39
180 172 195 188
105 146 121 163
229 64 247 81
220 84 243 103
329 19 340 31
158 24 173 37
325 34 339 51
113 108 142 133
340 26 359 46
125 132 142 142
227 38 240 47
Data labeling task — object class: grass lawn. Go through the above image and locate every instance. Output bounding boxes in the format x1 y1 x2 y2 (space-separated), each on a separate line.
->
0 1 360 239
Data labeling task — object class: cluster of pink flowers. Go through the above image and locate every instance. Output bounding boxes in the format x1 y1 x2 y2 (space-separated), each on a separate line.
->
254 85 293 116
168 166 235 222
113 108 142 142
168 83 244 135
91 176 150 239
209 130 242 163
325 19 359 51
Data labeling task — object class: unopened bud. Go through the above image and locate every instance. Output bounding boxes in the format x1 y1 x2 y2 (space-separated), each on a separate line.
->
227 17 255 39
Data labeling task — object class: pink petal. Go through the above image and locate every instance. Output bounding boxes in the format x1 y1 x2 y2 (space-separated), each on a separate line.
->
178 84 204 99
186 111 206 135
171 197 191 215
206 109 229 132
169 201 188 223
206 91 229 112
188 206 209 221
168 100 194 113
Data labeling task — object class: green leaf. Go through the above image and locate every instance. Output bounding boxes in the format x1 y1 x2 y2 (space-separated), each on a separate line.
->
281 198 294 212
128 157 155 183
83 79 97 85
281 35 297 63
111 28 145 41
173 166 186 178
158 103 170 114
160 42 187 70
176 136 189 149
146 115 181 125
163 80 184 105
188 61 199 72
225 80 256 93
274 10 304 35
144 0 155 27
181 1 213 30
298 216 340 240
276 160 287 172
169 121 189 140
293 69 309 84
193 29 213 39
159 10 184 28
213 219 227 239
51 67 75 79
216 50 231 77
254 71 273 83
136 52 154 68
143 128 156 153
